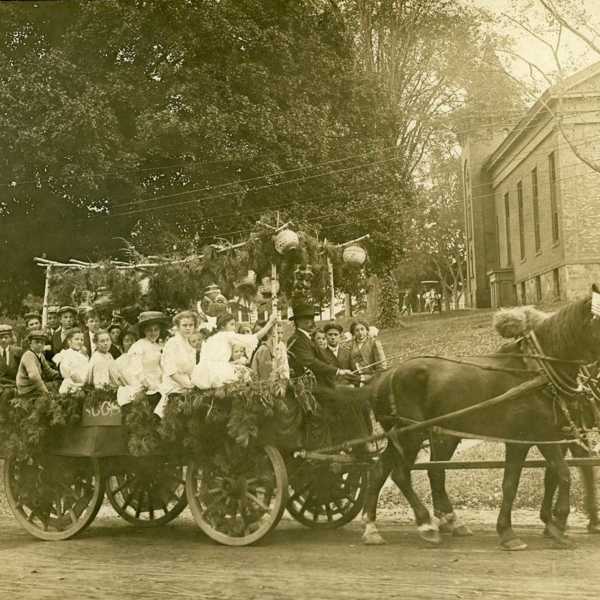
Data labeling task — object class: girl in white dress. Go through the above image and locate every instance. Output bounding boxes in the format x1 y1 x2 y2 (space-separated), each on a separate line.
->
117 312 166 408
191 312 277 389
53 328 89 395
87 330 120 389
153 310 199 417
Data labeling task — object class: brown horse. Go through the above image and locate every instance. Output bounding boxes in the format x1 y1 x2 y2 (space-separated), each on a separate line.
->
358 288 600 550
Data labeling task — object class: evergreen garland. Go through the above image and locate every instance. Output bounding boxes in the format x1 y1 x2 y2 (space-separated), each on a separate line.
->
0 376 318 460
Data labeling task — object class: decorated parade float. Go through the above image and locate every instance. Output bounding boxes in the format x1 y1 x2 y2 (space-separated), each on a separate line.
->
0 216 372 546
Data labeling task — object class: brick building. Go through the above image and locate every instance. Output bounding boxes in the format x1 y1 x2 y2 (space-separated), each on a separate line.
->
462 61 600 308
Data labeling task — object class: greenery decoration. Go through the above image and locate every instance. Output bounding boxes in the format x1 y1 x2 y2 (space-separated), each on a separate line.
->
0 375 318 461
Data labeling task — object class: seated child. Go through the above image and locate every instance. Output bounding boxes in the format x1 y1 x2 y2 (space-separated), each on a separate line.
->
230 342 253 384
53 328 90 395
87 329 121 389
16 330 60 396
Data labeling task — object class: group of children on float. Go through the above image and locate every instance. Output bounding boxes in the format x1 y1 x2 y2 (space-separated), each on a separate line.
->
2 300 385 421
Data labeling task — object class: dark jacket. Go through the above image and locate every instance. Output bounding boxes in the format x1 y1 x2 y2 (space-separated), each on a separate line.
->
321 345 355 371
109 344 122 359
0 344 22 384
287 330 338 387
51 329 67 356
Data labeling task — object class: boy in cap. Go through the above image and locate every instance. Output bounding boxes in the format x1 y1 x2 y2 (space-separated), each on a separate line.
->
16 330 60 395
0 324 22 384
51 306 77 355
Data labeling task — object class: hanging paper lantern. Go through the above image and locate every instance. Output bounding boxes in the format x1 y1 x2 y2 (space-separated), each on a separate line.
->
342 245 367 267
273 229 300 254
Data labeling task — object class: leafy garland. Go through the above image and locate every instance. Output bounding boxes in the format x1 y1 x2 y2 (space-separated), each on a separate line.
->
0 375 318 460
47 214 367 312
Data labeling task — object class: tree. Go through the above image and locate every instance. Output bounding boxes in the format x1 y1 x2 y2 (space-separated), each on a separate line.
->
395 148 466 309
496 0 600 172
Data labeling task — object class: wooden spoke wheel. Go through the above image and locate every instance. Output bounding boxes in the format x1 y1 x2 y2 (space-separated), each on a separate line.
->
105 457 188 527
4 454 104 541
186 444 287 546
286 460 366 528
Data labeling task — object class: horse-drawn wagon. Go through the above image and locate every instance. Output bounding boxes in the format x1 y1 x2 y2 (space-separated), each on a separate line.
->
0 375 370 546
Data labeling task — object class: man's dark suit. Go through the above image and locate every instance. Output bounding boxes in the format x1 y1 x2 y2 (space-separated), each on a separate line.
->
0 345 22 384
51 329 67 356
287 330 338 387
321 345 355 371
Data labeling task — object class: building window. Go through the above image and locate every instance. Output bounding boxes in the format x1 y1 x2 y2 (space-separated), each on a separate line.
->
553 268 560 299
517 181 525 260
535 275 542 302
504 192 511 266
520 281 526 304
549 152 559 242
531 167 541 252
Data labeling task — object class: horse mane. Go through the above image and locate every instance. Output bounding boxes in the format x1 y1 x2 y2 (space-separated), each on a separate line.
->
493 306 552 339
532 295 592 361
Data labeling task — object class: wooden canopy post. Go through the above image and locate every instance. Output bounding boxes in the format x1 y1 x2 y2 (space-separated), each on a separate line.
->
325 239 335 321
41 265 52 328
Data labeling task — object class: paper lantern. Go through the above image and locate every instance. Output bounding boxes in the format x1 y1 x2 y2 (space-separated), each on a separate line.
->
273 229 300 254
342 245 367 266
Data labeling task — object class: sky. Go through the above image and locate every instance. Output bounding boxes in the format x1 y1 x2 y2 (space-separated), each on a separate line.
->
468 0 600 90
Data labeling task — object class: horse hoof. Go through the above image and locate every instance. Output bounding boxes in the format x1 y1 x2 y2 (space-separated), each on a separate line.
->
545 523 574 549
453 524 473 537
419 529 441 545
587 523 600 534
500 538 528 551
362 532 386 545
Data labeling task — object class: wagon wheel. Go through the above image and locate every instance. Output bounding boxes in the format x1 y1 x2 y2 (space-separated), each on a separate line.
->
186 443 287 546
105 457 188 527
4 454 104 541
286 459 366 528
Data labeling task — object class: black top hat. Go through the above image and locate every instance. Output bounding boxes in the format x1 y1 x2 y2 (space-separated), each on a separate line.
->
289 302 319 321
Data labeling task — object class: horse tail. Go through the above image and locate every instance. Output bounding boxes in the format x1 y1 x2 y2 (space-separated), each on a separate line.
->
315 384 373 414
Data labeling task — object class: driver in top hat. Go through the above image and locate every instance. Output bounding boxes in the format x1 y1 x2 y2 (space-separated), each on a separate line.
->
287 302 355 387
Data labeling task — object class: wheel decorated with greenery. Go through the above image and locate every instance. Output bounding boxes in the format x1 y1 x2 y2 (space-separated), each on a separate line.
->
286 459 366 528
105 457 188 527
3 454 105 541
186 443 288 546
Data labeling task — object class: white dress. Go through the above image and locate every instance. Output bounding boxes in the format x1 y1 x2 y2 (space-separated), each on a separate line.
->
191 331 259 389
87 351 120 389
153 334 197 418
53 348 89 395
116 339 161 406
160 334 196 395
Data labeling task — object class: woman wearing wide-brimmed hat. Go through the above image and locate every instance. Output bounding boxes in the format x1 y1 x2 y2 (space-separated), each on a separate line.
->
116 311 167 408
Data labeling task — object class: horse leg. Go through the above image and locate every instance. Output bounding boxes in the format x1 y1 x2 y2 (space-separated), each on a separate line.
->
537 444 574 548
361 451 392 545
428 434 472 537
389 438 440 545
569 442 600 533
540 461 559 534
497 443 530 551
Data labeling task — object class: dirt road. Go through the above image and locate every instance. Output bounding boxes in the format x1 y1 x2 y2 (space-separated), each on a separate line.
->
1 512 600 600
